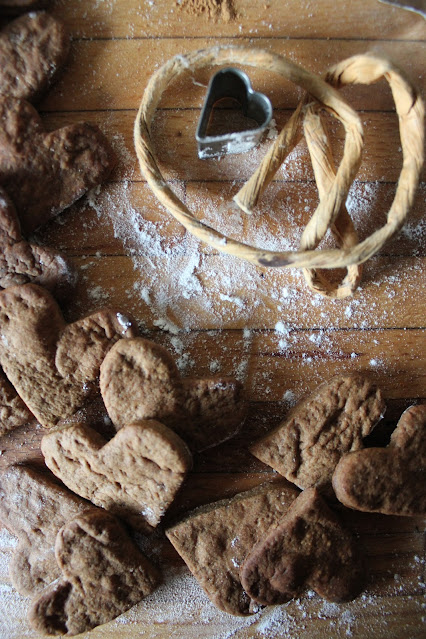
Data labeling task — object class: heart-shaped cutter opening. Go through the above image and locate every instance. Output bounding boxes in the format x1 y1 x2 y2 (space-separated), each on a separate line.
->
196 67 273 159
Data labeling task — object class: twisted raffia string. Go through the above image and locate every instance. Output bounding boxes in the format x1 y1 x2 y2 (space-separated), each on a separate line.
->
134 47 424 297
301 106 363 298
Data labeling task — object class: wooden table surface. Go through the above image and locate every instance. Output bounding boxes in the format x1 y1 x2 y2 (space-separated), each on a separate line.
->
0 0 425 637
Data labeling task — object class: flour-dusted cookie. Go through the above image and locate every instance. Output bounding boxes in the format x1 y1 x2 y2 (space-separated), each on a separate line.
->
250 375 385 491
182 376 246 449
0 187 75 294
100 337 246 451
0 284 138 427
0 369 32 436
0 96 115 234
29 509 161 636
42 420 192 530
0 12 69 103
333 404 426 516
0 464 98 595
241 487 365 605
166 479 299 615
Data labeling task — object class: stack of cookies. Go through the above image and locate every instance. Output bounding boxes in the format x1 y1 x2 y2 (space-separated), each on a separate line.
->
0 0 115 297
167 377 425 616
0 282 248 633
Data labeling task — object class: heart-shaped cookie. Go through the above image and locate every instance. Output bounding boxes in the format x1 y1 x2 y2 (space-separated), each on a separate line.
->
166 479 299 616
250 374 385 491
0 186 75 294
29 510 161 636
0 464 98 596
0 96 115 233
240 487 365 605
42 420 192 530
333 404 426 516
0 12 69 103
100 337 247 452
0 283 138 428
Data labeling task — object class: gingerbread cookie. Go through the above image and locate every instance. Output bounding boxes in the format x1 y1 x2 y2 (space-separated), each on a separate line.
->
42 420 192 530
0 96 115 233
29 510 161 636
166 479 299 615
0 187 74 294
0 369 32 436
241 487 365 605
100 337 246 451
250 374 385 491
0 12 69 103
333 404 426 516
0 283 138 428
0 463 98 595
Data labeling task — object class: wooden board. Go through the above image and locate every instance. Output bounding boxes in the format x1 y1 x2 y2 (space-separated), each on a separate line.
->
0 1 425 638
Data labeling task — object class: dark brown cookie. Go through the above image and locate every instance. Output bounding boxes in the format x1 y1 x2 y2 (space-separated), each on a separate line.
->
0 96 115 233
250 374 385 491
240 487 365 605
0 12 69 102
0 369 32 436
42 419 192 531
0 1 49 15
0 283 138 428
100 337 247 452
166 479 299 615
29 510 161 636
0 463 97 595
333 404 426 516
0 186 75 294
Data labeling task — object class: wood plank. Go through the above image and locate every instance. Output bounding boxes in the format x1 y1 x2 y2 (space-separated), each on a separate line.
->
61 254 426 330
0 556 424 639
34 180 426 258
41 109 426 184
39 38 425 112
51 0 426 41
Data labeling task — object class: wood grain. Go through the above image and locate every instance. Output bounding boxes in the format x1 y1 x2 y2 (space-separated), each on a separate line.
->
40 39 426 112
51 0 426 40
0 0 424 638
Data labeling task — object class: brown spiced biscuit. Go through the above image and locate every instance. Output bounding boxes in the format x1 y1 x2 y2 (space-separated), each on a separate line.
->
0 96 115 234
0 12 69 103
166 479 299 616
29 509 161 636
0 369 33 436
0 463 98 595
100 337 246 452
250 374 385 491
333 404 426 516
241 487 365 605
182 377 247 450
0 187 75 294
0 283 138 427
0 1 49 15
41 420 192 531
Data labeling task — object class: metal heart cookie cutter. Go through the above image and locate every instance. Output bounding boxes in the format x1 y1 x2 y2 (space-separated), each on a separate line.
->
196 67 273 159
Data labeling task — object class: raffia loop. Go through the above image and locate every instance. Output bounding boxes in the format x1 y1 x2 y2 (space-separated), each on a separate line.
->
134 47 424 298
301 107 363 298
